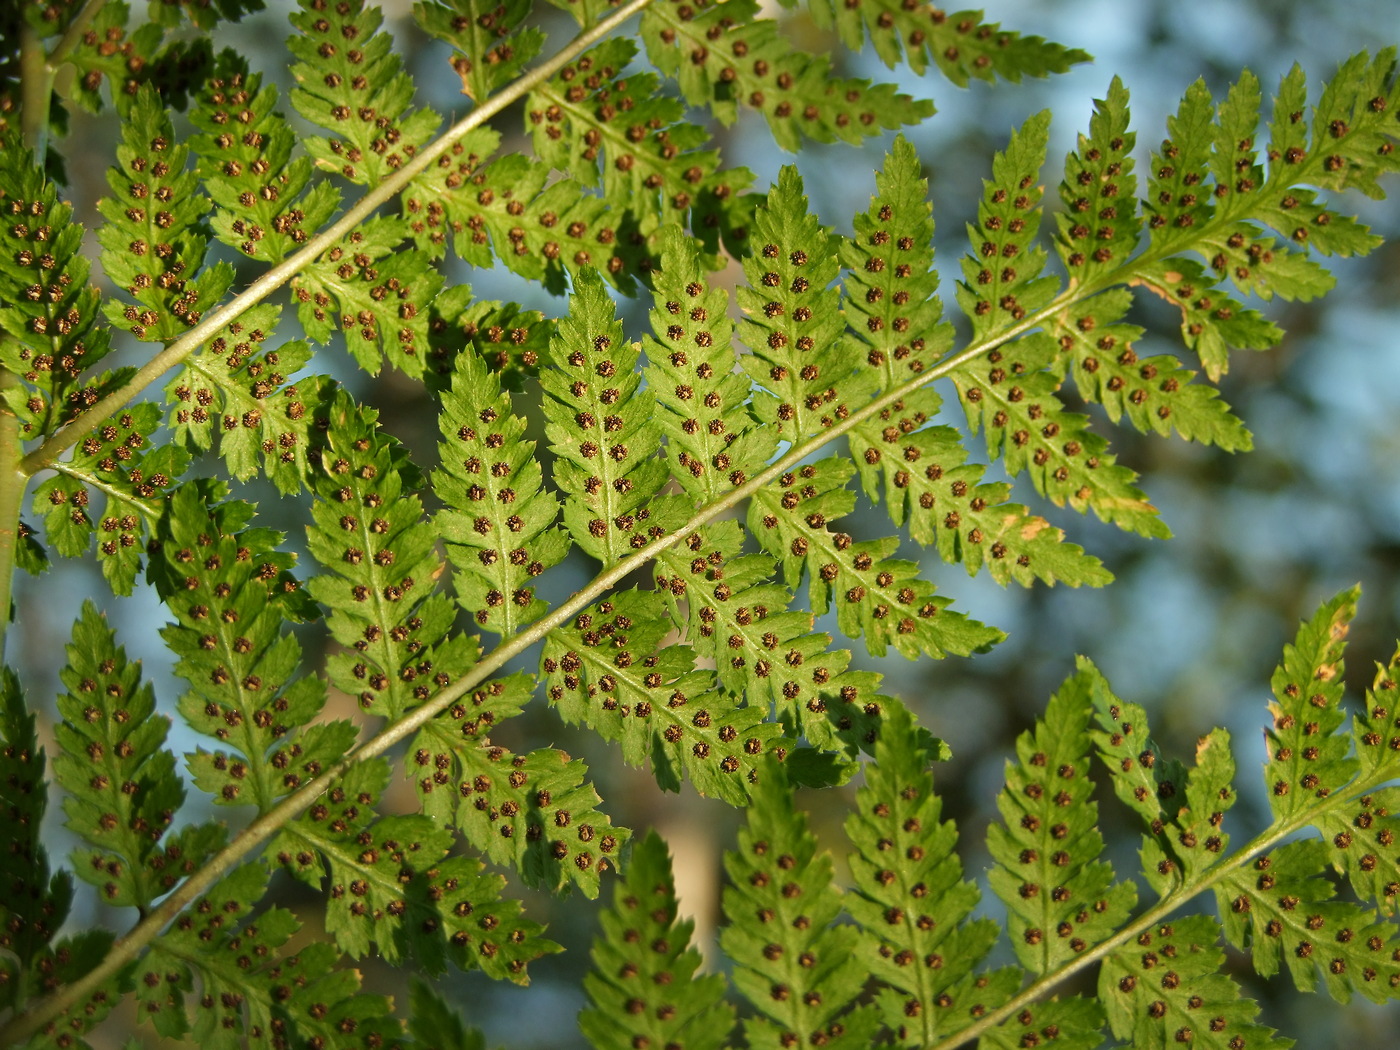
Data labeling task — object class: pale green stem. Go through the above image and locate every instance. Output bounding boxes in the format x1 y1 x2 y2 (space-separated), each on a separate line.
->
47 0 110 70
20 0 657 478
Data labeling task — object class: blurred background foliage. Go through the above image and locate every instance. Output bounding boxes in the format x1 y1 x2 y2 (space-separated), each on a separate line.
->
12 0 1400 1046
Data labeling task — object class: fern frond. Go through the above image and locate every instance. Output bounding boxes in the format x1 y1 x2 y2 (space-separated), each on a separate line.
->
425 287 552 393
1215 838 1400 1002
435 346 567 639
955 110 1058 341
1091 678 1235 895
61 2 167 117
287 0 440 188
96 85 229 345
406 134 652 291
541 268 687 566
415 0 543 104
1054 76 1140 287
803 2 1090 83
652 520 893 759
721 758 882 1050
988 660 1137 975
1128 259 1281 382
164 303 337 494
0 668 117 1029
542 588 783 803
411 672 629 897
843 702 998 1047
150 485 331 813
0 147 116 442
738 167 873 442
641 0 934 151
139 862 408 1048
305 393 476 721
949 114 1166 538
188 56 341 265
1098 913 1290 1050
1130 56 1400 377
1334 651 1400 909
1051 291 1252 450
52 602 226 912
271 760 558 977
293 214 445 376
580 830 735 1050
527 38 752 253
32 402 187 594
844 137 1110 586
1262 587 1358 821
646 226 776 502
748 457 1004 660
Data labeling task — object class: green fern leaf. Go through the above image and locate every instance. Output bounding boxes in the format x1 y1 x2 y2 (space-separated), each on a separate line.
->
1334 653 1400 911
528 39 751 252
306 393 476 721
1052 291 1252 450
951 114 1166 538
641 0 933 152
988 660 1137 974
150 485 332 813
840 135 954 392
540 268 688 565
844 137 1110 586
406 135 652 291
979 997 1104 1050
288 0 440 187
748 457 1004 659
803 2 1090 83
1215 838 1400 1002
0 147 116 442
435 347 568 639
580 830 735 1050
952 331 1167 539
415 0 543 104
543 588 783 803
1262 587 1359 821
425 287 552 393
0 669 113 1023
1054 76 1140 285
96 85 231 342
411 672 629 897
1129 259 1281 382
292 213 444 376
652 520 893 760
955 110 1059 340
1098 913 1290 1050
646 225 777 502
164 303 337 494
189 56 341 264
408 979 492 1050
738 167 874 442
61 2 166 117
52 602 226 912
140 862 407 1048
721 758 882 1050
31 402 187 594
1092 681 1238 895
271 760 558 979
843 702 998 1046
